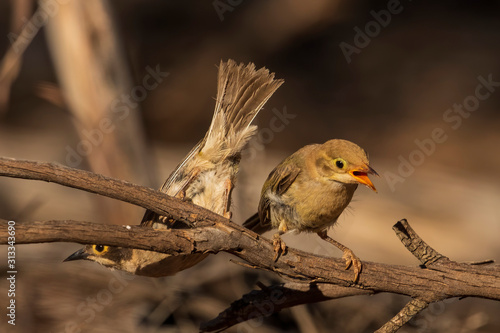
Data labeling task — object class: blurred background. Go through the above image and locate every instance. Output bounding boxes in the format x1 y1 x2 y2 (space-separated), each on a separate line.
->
1 0 499 332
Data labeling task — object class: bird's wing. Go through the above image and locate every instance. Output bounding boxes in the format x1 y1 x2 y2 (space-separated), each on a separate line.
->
267 161 301 197
242 160 300 233
260 161 301 222
140 141 203 228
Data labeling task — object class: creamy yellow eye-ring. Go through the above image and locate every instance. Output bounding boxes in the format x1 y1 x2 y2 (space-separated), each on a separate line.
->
333 158 347 169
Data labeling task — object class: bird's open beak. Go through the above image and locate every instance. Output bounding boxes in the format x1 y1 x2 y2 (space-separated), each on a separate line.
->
63 248 89 262
349 165 378 192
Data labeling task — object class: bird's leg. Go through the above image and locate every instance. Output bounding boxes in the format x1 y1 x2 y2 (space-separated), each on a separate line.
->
317 230 362 282
272 222 288 261
222 178 234 219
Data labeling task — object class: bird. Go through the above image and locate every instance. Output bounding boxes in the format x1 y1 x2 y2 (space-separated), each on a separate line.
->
64 60 283 276
242 139 377 282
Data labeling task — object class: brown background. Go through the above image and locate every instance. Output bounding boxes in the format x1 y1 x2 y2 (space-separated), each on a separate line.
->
0 1 499 332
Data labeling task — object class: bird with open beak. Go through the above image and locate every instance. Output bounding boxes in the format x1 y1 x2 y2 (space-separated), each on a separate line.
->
243 139 377 282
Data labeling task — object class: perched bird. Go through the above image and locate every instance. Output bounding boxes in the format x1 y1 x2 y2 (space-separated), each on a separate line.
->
64 60 283 276
243 139 377 281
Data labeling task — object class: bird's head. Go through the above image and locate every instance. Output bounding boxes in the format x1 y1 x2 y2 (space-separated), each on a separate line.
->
64 244 209 277
64 244 133 271
314 139 378 192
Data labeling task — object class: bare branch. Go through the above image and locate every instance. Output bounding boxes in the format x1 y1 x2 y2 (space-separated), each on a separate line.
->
3 216 499 302
375 298 429 333
0 156 221 227
1 157 499 332
393 219 448 266
200 282 373 332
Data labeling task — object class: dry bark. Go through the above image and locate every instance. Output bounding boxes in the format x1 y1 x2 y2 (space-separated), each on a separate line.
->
1 157 499 332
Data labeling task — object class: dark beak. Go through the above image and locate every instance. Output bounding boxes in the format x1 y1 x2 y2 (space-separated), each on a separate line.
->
63 248 89 262
367 165 379 177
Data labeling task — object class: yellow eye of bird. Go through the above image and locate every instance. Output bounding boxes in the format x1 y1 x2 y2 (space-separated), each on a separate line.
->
92 245 109 254
334 158 346 169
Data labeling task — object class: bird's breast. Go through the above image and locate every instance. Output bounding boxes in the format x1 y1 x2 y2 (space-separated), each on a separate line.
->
274 179 357 232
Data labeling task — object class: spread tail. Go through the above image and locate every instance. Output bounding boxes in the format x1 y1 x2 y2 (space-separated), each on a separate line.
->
143 60 282 225
202 59 284 161
158 60 283 194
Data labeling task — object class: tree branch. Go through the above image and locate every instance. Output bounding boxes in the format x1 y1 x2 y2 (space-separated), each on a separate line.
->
393 219 448 266
375 298 429 333
0 156 221 227
1 157 499 332
199 282 373 332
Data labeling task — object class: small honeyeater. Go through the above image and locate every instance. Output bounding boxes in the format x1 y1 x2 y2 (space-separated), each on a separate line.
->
64 60 283 276
243 139 377 281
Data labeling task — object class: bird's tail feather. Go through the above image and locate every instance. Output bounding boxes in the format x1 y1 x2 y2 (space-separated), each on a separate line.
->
143 60 282 226
203 59 284 160
242 212 271 234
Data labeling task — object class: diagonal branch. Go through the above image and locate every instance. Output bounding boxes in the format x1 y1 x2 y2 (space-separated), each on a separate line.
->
1 157 499 332
0 156 221 227
199 282 373 332
393 219 449 266
200 220 500 332
375 298 429 333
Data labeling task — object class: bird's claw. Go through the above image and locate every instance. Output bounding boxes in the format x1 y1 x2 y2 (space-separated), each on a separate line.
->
342 249 362 282
272 234 286 261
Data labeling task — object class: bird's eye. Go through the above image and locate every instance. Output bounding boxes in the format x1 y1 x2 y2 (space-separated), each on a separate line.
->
334 158 346 169
92 245 109 254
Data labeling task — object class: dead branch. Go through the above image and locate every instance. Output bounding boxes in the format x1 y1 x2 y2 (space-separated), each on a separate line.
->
1 157 499 332
0 156 221 227
374 298 429 333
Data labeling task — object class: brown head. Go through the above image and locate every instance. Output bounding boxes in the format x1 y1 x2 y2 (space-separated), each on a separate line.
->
64 245 134 271
313 139 378 191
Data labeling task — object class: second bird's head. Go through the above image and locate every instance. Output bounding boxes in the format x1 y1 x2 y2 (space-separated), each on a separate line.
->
64 244 132 270
314 139 378 191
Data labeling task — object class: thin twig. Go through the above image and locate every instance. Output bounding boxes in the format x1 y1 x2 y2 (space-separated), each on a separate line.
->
393 219 448 266
375 298 429 333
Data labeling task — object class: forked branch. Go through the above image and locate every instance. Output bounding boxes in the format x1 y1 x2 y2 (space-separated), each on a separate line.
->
0 157 499 332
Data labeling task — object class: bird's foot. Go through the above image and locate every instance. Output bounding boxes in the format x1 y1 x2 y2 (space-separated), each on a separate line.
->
342 248 362 283
317 230 362 282
272 234 286 261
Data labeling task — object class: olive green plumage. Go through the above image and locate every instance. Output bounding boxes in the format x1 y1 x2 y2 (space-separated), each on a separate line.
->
243 139 377 281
